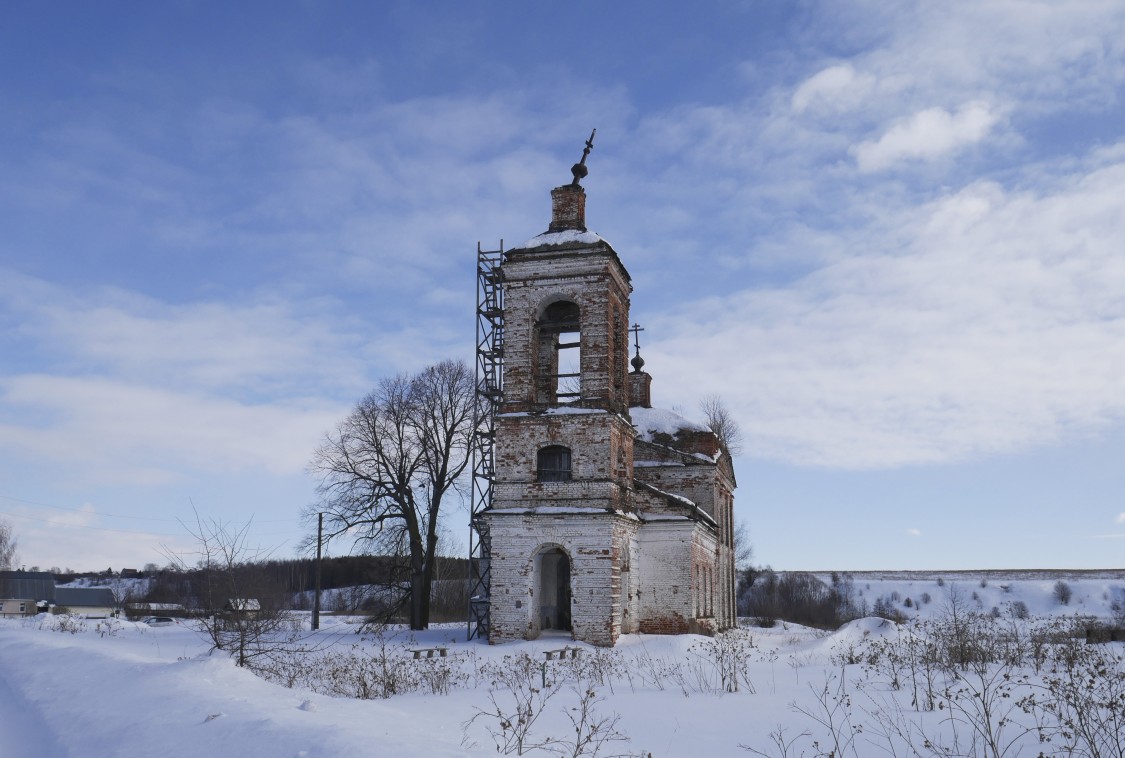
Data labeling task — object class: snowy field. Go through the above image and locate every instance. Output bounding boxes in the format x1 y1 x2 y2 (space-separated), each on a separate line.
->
1 572 1122 757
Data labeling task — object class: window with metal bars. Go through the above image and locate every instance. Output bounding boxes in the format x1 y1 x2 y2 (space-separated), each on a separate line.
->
537 445 572 482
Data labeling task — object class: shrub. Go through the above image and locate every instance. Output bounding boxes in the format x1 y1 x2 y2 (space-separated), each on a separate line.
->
872 597 907 624
904 597 913 608
1008 600 1030 619
739 570 860 629
936 577 945 587
921 592 932 604
689 629 757 693
1053 580 1072 606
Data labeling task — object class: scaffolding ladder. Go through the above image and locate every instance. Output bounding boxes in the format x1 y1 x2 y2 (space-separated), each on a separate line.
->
468 242 504 640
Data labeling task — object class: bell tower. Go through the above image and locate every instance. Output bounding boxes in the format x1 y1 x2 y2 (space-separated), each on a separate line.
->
477 134 738 646
493 132 635 510
483 133 640 645
499 140 632 417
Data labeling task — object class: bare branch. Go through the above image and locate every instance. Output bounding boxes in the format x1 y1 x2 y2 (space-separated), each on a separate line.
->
307 359 476 629
700 395 744 457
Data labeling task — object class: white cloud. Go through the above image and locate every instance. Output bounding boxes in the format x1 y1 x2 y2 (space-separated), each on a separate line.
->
13 511 197 573
1116 512 1125 524
46 503 98 529
0 272 375 395
647 146 1125 468
791 64 875 114
851 102 1000 172
813 2 1125 116
906 528 922 537
0 272 369 486
768 3 1125 184
0 374 343 483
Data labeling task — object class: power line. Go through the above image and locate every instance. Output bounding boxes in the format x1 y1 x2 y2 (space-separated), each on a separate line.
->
0 509 186 538
0 508 300 540
0 492 298 524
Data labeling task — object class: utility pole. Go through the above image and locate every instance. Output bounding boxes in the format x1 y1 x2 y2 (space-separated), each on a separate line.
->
312 512 323 631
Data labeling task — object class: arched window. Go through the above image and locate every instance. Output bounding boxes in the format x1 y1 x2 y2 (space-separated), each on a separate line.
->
537 445 572 482
535 300 581 404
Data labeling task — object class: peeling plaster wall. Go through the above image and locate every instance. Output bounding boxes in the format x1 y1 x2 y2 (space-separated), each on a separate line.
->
486 513 637 647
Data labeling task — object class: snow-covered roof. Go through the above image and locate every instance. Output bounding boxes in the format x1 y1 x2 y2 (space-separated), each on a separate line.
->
54 587 115 608
500 505 641 521
498 407 607 418
0 571 55 600
512 229 608 250
515 506 613 514
629 406 710 442
634 481 717 528
127 602 184 611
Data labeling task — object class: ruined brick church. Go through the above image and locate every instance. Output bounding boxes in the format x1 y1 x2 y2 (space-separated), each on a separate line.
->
477 139 737 647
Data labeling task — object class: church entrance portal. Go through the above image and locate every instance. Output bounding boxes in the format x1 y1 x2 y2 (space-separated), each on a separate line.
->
537 547 572 632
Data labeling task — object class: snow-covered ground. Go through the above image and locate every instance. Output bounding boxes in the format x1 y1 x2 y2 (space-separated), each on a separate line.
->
1 572 1121 757
811 569 1125 620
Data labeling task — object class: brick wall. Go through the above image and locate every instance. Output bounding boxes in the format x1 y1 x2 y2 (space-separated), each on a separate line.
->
494 410 635 512
500 246 633 414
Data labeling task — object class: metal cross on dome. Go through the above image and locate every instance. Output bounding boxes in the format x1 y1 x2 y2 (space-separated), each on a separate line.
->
630 322 646 372
570 128 597 186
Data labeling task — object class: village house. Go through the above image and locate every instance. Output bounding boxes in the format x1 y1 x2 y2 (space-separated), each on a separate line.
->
0 571 116 618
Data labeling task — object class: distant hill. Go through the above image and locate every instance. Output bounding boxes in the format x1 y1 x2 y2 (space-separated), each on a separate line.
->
809 569 1125 622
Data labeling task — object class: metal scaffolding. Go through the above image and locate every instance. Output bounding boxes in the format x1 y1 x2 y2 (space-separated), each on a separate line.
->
467 242 504 640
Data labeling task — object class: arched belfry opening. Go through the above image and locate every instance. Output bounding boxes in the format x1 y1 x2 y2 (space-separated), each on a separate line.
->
535 300 581 405
536 546 572 633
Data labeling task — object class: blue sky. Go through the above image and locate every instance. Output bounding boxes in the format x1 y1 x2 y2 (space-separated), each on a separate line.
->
2 1 1124 572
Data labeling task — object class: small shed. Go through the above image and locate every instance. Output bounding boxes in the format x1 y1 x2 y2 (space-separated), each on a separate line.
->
219 598 261 631
53 587 116 618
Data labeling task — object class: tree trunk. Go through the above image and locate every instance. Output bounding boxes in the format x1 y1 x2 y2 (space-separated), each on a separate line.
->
408 513 426 629
409 571 425 630
419 498 442 628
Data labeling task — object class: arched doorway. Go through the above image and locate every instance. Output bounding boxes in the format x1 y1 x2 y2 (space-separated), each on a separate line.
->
537 547 572 632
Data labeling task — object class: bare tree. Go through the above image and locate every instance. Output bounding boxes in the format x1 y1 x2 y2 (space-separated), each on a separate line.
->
0 519 16 570
307 359 474 630
108 574 135 617
166 512 293 668
1052 579 1072 605
700 395 744 457
733 520 754 570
